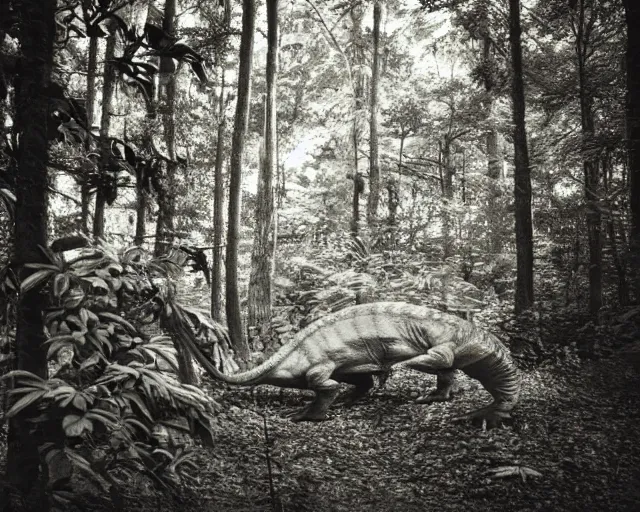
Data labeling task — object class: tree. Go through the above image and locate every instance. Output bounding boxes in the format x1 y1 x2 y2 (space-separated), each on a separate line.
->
226 0 256 362
623 0 640 296
349 2 366 235
303 0 362 235
4 0 55 508
367 0 382 226
570 0 615 318
509 0 534 313
154 0 179 256
457 0 508 253
211 69 227 323
93 29 117 239
82 34 99 234
248 0 279 331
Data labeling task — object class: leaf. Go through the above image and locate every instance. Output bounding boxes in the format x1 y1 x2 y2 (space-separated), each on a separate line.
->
152 448 175 461
0 370 46 384
72 394 88 412
5 389 47 417
66 314 86 331
189 60 209 83
124 417 151 436
45 309 65 325
85 410 117 429
81 276 110 293
109 363 141 379
79 352 104 371
62 414 94 437
488 466 543 483
64 289 86 309
24 262 62 273
79 308 89 326
21 269 55 294
44 335 77 346
98 312 137 333
7 386 48 397
122 391 153 422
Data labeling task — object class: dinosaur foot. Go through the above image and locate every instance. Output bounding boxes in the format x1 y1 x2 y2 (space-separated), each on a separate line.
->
452 407 512 429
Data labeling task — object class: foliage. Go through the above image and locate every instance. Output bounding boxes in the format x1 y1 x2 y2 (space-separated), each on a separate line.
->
273 236 489 340
0 240 231 507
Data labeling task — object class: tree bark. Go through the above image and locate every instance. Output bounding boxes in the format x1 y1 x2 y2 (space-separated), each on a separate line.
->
367 0 382 226
226 0 256 362
509 0 534 313
134 186 147 246
82 35 98 235
154 0 179 257
483 34 504 254
211 72 226 323
93 31 117 240
156 0 197 384
575 0 602 319
441 136 454 259
4 0 55 508
248 0 278 331
350 4 365 236
623 0 640 299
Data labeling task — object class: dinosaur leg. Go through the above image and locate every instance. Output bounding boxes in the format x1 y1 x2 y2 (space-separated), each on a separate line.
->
402 345 457 404
415 370 459 404
339 373 375 405
453 353 521 428
290 363 340 422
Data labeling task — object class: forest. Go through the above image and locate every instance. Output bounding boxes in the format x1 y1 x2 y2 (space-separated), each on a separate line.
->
1 0 640 510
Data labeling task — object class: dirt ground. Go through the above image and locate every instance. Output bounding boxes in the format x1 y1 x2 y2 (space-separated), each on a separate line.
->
142 355 640 512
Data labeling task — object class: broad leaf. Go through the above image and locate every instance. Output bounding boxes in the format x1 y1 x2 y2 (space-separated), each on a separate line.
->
6 389 47 417
21 269 55 294
62 414 94 437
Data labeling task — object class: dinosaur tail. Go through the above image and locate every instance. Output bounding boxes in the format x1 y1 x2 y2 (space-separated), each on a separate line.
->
178 323 301 385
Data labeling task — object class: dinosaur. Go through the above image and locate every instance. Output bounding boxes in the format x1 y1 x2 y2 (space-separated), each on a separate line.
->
183 302 521 426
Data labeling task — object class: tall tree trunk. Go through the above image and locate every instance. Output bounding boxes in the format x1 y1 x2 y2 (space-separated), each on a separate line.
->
623 0 640 299
248 0 278 331
350 4 365 236
93 31 117 240
367 0 382 226
154 0 179 257
82 35 98 234
483 34 504 253
134 187 147 245
211 72 226 323
575 0 602 319
350 171 363 235
226 0 255 362
509 0 534 313
4 0 55 508
156 0 197 384
441 136 454 259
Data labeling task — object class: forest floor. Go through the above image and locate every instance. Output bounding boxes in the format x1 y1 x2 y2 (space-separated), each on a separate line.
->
116 352 640 512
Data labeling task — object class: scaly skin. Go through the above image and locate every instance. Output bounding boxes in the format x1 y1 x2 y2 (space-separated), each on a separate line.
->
188 302 521 425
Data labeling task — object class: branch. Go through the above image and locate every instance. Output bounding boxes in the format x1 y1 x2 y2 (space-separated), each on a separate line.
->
403 155 441 166
304 0 355 92
389 162 443 182
48 186 85 208
449 128 473 142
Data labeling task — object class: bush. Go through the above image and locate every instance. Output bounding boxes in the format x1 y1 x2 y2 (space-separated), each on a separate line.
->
1 241 230 509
